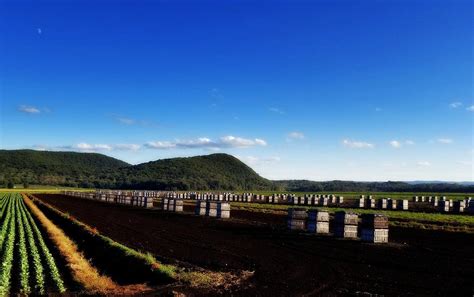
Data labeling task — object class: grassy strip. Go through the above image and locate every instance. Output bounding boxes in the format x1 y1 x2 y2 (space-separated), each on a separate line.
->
22 194 118 294
15 196 31 294
21 195 66 293
31 195 177 281
0 195 16 296
232 191 472 200
232 202 474 227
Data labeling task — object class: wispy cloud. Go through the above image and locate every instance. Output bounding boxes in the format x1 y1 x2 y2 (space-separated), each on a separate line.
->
145 136 267 150
114 144 141 151
76 143 112 152
342 139 374 149
389 140 401 148
269 107 285 114
116 117 135 125
389 139 415 148
437 138 453 144
417 161 431 167
237 155 281 165
449 102 463 109
37 28 42 35
32 145 48 151
51 143 141 153
209 88 223 99
375 107 382 112
18 105 41 114
467 105 474 112
288 131 305 140
111 114 158 127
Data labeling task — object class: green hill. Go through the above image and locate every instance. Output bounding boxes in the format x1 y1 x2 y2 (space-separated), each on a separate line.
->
0 150 272 190
0 149 130 188
118 154 272 190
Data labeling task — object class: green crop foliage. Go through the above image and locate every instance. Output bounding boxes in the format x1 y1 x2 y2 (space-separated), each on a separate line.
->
0 195 16 296
0 193 66 295
16 197 31 294
18 199 46 295
0 195 13 251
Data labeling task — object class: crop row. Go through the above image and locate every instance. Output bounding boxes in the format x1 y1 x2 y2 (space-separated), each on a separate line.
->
0 193 66 296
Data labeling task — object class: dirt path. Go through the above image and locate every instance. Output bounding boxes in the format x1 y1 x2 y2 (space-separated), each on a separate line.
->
35 194 474 296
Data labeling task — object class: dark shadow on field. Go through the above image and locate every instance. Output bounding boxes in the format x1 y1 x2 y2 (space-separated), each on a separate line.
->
30 197 174 286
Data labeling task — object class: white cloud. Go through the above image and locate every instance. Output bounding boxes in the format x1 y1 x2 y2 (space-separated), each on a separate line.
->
466 105 474 112
76 143 112 152
32 145 48 151
254 138 267 146
389 140 401 148
342 139 374 149
37 28 42 35
437 138 453 144
237 155 281 165
19 105 41 114
145 136 267 150
114 144 141 151
269 107 285 114
449 102 463 109
52 143 141 153
388 139 415 148
288 131 305 140
144 141 176 149
221 136 256 147
417 161 431 167
457 161 472 166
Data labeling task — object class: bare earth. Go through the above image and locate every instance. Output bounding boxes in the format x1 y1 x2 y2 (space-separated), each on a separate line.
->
35 194 474 296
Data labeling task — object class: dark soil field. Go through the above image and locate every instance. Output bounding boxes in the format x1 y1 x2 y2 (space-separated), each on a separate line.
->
35 194 474 296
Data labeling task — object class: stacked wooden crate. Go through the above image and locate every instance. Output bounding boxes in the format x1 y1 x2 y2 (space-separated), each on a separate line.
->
334 211 358 239
361 214 389 243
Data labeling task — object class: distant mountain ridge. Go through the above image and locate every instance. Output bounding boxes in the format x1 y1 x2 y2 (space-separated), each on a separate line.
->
0 149 472 192
406 180 474 186
274 180 474 193
0 150 272 190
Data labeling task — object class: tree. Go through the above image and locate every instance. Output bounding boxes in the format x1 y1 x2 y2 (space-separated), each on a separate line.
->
7 180 14 189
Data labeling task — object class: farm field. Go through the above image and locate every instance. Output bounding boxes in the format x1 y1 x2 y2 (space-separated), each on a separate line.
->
34 193 474 296
0 193 70 295
0 193 185 296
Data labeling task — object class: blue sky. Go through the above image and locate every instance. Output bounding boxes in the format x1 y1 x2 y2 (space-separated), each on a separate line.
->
0 0 472 181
